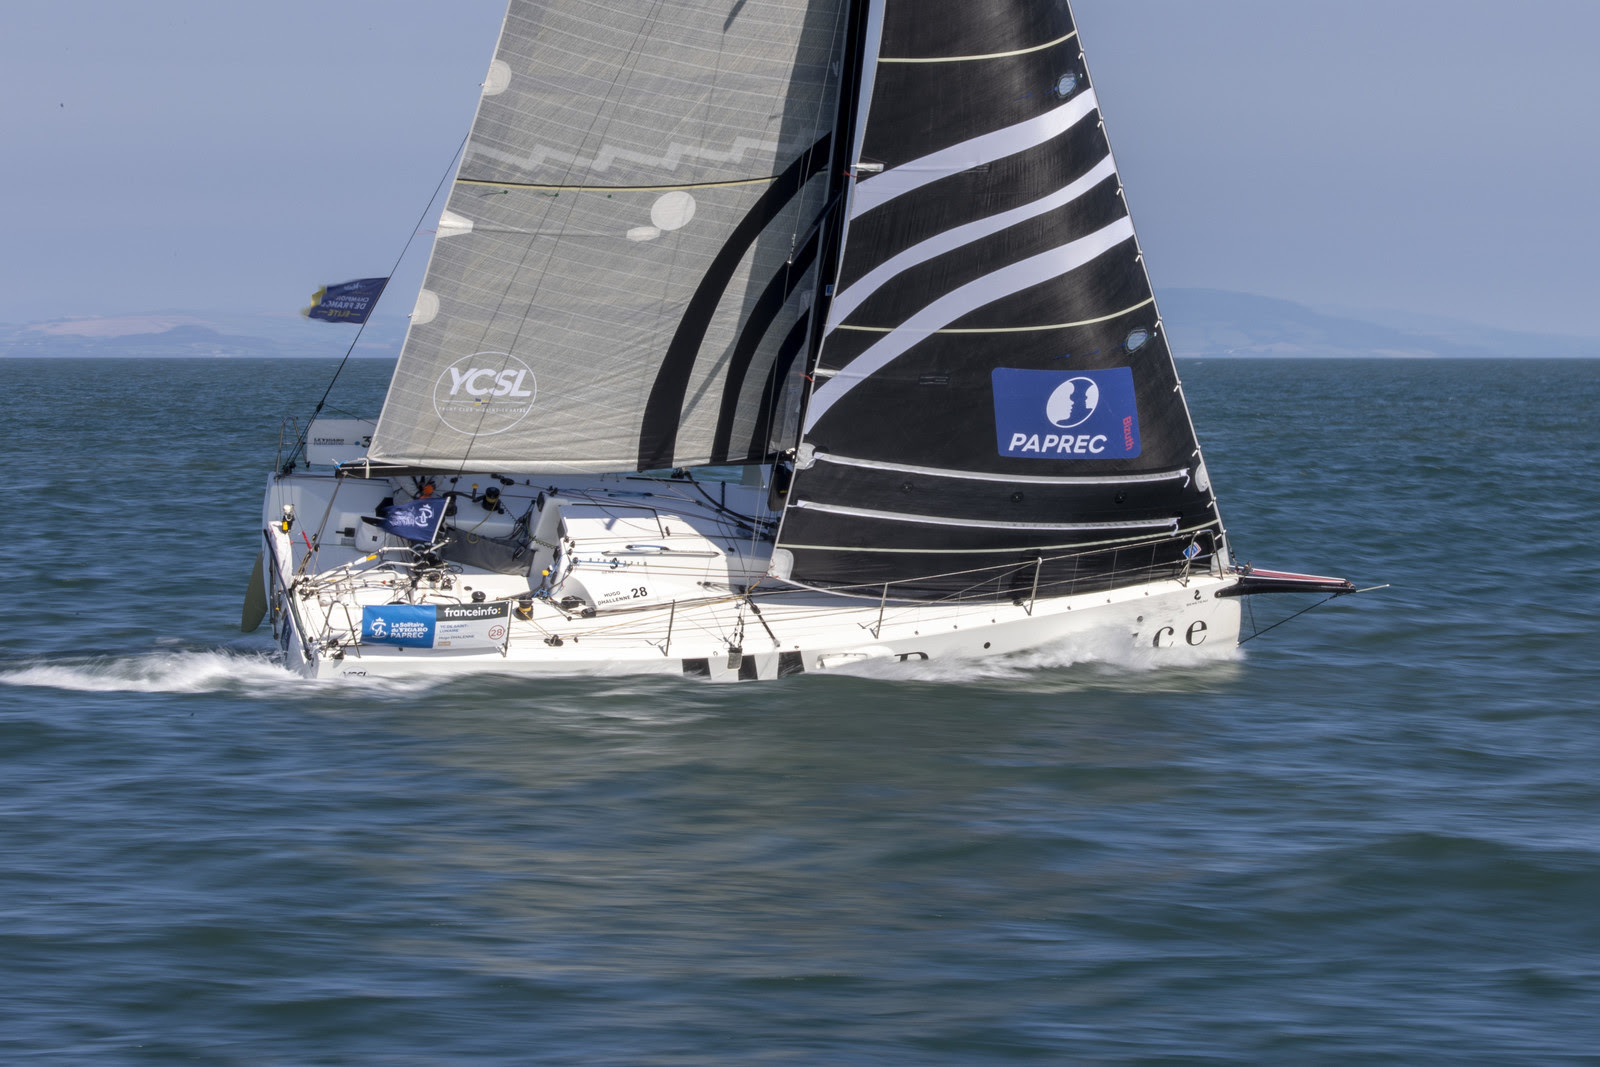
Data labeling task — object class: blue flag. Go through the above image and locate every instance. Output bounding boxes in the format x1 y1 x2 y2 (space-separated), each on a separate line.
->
303 277 389 324
380 497 447 543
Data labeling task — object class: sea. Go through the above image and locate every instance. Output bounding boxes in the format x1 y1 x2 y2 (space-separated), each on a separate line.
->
2 356 1597 1064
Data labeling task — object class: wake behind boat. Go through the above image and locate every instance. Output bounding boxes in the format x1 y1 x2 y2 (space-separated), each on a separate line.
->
248 0 1356 682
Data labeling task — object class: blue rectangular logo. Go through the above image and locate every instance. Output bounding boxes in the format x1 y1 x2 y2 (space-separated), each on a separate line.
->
361 604 436 648
991 367 1141 460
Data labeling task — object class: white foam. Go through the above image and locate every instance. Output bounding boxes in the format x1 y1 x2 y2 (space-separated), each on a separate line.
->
0 650 307 695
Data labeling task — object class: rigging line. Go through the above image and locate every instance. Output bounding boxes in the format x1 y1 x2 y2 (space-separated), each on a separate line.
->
833 296 1155 335
283 131 469 471
457 175 779 193
878 29 1078 64
688 477 767 531
456 0 666 475
1072 18 1230 558
1238 592 1346 645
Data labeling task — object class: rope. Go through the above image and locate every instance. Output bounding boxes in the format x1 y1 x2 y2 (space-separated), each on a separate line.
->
282 132 470 471
1238 593 1345 645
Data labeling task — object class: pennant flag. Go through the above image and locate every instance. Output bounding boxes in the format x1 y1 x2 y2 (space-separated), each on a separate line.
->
303 277 390 324
379 497 447 543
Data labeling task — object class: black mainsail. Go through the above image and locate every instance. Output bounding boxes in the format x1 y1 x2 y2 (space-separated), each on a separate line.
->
772 0 1226 598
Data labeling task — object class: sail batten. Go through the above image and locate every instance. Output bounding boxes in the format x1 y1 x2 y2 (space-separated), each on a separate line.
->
877 28 1077 63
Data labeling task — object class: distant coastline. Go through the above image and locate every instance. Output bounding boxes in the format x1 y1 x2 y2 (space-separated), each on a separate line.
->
4 289 1597 359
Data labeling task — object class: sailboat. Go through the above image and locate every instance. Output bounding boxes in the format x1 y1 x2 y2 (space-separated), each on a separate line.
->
249 0 1354 681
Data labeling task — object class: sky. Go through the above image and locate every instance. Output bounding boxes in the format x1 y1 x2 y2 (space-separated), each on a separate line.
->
4 1 1599 338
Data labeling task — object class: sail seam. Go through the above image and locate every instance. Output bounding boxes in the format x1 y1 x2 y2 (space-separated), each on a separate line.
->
878 29 1077 64
791 499 1178 532
804 215 1137 429
811 453 1188 485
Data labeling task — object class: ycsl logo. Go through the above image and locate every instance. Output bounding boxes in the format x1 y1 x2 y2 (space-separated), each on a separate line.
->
444 367 533 399
433 352 537 436
992 367 1141 460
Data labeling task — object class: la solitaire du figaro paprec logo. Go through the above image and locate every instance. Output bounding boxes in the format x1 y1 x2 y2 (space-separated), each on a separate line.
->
432 352 537 435
991 367 1142 459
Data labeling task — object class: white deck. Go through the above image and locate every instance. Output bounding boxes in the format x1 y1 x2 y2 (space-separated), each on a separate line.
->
259 468 1241 683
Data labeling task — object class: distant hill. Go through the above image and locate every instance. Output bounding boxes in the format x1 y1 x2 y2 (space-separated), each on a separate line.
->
1158 288 1600 359
3 291 1595 360
0 312 406 359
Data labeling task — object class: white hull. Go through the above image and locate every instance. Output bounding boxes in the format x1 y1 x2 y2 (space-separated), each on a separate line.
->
259 468 1240 684
285 572 1240 683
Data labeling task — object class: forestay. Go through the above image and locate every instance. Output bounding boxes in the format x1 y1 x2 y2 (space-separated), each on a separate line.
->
369 0 849 473
774 0 1228 598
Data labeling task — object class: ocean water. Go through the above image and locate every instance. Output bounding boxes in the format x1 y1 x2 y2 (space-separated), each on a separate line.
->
2 356 1597 1064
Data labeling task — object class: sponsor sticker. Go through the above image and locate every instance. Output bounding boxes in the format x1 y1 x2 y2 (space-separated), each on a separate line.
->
361 602 512 650
434 602 512 649
991 367 1141 460
361 604 436 648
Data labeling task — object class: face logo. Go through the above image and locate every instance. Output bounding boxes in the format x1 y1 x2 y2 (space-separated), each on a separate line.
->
433 351 537 435
1045 377 1100 429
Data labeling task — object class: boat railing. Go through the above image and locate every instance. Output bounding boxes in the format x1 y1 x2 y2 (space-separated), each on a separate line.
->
783 522 1228 622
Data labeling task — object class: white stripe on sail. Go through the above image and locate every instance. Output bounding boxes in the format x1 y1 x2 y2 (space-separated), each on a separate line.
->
850 90 1099 220
827 154 1118 330
791 499 1178 533
804 215 1136 430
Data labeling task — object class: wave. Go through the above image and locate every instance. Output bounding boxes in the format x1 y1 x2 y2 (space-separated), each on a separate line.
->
821 628 1244 688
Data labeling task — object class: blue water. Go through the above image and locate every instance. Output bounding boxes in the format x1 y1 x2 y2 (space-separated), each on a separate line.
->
3 357 1598 1063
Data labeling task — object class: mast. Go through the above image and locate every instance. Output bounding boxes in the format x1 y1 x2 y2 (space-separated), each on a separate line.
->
772 0 1227 600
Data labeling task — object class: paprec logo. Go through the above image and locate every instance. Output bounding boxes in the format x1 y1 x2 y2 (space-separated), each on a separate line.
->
992 367 1141 459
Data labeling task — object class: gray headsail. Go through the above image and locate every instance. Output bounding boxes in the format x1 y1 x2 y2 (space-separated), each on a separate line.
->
369 0 849 474
773 0 1228 598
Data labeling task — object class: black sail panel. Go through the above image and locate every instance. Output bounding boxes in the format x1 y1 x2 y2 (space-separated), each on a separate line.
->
774 0 1226 597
